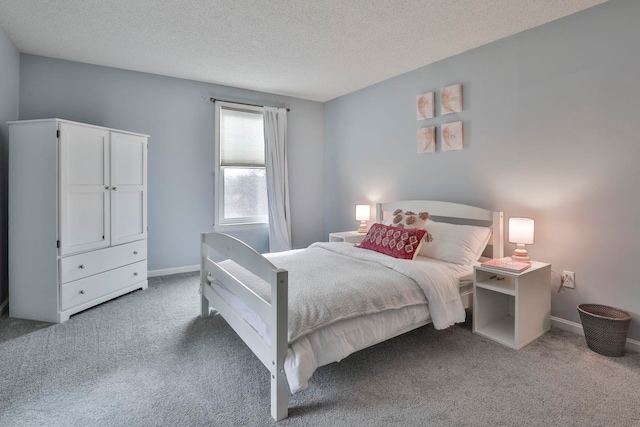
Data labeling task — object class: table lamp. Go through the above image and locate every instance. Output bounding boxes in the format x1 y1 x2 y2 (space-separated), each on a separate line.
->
356 205 371 233
509 217 534 264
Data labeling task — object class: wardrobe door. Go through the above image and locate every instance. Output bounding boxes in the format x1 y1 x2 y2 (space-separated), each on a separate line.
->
59 123 111 256
110 132 147 246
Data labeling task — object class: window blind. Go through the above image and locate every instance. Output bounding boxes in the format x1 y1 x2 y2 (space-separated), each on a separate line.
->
220 107 265 166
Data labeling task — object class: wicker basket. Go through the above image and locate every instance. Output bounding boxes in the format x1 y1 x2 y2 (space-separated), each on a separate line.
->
577 304 631 357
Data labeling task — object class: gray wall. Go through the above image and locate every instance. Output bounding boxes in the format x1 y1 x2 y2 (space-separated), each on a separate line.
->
18 55 324 270
0 25 20 312
324 0 640 340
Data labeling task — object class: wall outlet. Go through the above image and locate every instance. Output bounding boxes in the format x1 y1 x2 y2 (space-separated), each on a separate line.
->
562 271 575 289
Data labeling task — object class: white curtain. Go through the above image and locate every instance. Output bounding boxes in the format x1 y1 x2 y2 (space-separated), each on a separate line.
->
263 106 292 252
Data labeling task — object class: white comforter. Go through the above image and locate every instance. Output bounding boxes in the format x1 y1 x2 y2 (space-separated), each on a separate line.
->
308 242 466 330
214 242 467 392
218 243 465 341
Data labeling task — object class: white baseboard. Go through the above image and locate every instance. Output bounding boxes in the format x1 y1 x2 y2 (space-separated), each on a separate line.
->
148 264 199 278
551 316 640 354
0 298 8 317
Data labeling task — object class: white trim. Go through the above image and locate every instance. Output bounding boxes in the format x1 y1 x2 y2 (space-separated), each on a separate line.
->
214 222 268 233
550 315 584 335
551 315 639 354
148 264 199 278
0 299 8 317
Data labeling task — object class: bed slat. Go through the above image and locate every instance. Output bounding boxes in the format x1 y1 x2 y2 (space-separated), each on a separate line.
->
205 257 271 325
203 232 280 282
201 282 271 367
491 211 504 258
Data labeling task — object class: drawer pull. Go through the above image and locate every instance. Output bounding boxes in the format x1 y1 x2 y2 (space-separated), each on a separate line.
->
133 251 138 255
134 272 138 276
79 264 85 269
79 290 85 294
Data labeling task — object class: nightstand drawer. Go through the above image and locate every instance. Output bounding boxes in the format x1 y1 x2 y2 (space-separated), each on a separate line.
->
59 240 147 284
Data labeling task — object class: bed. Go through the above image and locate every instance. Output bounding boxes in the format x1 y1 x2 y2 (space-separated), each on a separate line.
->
200 200 504 420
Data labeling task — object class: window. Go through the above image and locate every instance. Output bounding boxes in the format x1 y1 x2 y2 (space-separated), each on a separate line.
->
214 102 268 229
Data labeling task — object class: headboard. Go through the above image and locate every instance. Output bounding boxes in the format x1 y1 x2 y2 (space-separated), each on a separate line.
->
376 200 504 259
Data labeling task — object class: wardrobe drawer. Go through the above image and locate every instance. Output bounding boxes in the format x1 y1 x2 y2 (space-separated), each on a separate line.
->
59 240 147 284
60 260 147 311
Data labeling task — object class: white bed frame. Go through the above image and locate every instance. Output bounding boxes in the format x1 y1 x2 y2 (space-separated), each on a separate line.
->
200 200 504 421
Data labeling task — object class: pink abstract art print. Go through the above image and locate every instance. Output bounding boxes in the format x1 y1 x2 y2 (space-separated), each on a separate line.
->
416 92 434 120
417 126 436 153
441 121 463 151
441 84 462 114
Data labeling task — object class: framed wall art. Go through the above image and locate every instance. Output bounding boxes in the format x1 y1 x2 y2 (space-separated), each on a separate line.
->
416 92 435 120
441 121 463 151
441 84 462 114
417 126 436 153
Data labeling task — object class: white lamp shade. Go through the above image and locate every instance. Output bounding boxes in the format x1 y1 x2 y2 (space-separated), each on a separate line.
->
508 217 534 244
355 204 371 221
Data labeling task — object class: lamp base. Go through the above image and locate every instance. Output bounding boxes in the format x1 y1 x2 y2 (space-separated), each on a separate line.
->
511 244 531 264
358 221 368 233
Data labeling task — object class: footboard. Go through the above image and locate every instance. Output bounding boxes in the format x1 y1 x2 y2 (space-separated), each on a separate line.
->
200 232 289 421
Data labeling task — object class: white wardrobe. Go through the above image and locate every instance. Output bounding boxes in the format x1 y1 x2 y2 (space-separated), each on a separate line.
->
9 119 148 323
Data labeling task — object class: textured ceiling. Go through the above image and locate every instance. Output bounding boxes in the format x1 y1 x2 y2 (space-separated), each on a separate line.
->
0 0 607 102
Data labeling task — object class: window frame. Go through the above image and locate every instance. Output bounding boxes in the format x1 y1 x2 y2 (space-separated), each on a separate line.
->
214 101 269 231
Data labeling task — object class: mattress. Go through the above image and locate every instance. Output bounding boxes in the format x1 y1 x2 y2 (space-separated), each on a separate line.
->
211 254 474 393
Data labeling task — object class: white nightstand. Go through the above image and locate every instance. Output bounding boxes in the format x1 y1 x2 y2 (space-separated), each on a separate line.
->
328 231 366 244
473 261 551 350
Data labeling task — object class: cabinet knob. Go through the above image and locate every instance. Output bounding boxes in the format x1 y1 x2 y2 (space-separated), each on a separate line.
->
105 186 110 190
79 264 85 269
112 186 117 191
79 290 85 294
134 272 138 276
133 251 138 255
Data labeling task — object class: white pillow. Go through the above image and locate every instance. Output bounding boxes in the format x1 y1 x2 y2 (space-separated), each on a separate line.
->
383 209 429 229
419 219 492 265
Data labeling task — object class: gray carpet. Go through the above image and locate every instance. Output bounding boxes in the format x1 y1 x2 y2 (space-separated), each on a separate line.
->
1 272 639 427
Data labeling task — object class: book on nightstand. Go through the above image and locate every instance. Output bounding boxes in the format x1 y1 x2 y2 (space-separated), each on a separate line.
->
481 258 531 273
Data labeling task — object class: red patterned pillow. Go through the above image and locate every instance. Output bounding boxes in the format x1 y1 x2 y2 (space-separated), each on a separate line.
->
358 223 427 260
